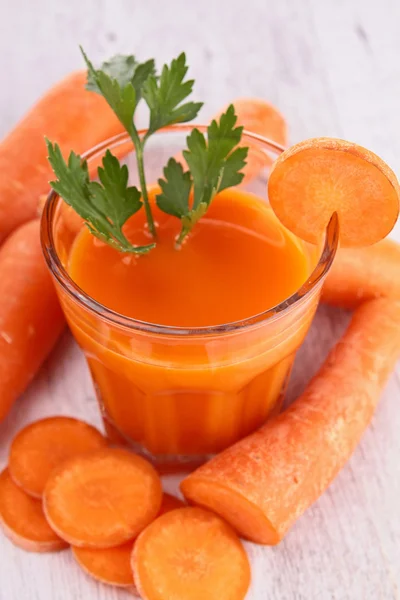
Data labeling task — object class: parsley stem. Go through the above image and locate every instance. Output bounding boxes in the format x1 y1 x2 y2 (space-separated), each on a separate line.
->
134 139 156 237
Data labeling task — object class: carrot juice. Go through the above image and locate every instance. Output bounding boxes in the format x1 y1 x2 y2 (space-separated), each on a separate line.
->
42 130 338 469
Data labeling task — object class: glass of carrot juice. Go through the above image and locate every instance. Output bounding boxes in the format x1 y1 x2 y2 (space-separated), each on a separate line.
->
41 127 339 470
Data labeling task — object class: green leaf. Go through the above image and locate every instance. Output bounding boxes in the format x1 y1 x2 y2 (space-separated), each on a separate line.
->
156 105 248 242
47 141 92 215
85 52 155 104
156 158 192 218
131 59 156 101
208 104 243 159
218 146 248 191
156 159 212 246
142 53 203 135
46 140 154 254
182 104 248 210
86 54 138 91
81 48 137 136
90 150 142 228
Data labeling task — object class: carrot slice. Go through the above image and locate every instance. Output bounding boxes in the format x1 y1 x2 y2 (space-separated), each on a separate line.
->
43 448 162 548
0 70 123 244
215 98 287 181
181 298 400 544
0 469 67 553
159 492 186 515
132 507 250 600
322 238 400 309
9 416 107 498
71 492 185 588
268 137 400 247
0 220 65 422
72 541 135 588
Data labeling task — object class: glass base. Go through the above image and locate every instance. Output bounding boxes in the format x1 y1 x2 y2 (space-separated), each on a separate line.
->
103 417 214 474
101 385 286 474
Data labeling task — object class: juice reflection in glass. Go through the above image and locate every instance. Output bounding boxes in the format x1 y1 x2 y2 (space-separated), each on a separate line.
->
41 128 338 470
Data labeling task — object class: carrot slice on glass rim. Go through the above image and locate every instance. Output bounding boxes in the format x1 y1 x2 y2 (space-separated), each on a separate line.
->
0 469 67 553
268 137 400 248
132 507 250 600
43 448 163 548
9 416 107 498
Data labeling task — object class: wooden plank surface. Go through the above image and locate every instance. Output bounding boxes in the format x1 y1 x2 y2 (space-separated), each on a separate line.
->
0 1 399 598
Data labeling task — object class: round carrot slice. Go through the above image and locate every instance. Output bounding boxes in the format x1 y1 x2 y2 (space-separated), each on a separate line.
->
71 493 185 588
9 416 107 498
43 448 163 548
0 469 67 553
72 541 135 588
268 137 400 247
132 507 251 600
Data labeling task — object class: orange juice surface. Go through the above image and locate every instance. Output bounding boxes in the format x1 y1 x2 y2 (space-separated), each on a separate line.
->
65 188 313 464
69 189 308 327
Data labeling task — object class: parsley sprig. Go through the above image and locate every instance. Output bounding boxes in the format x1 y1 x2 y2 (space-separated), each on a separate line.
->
47 49 248 253
157 105 248 244
47 144 154 253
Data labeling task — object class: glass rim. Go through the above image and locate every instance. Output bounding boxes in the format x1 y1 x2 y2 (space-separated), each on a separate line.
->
41 125 339 337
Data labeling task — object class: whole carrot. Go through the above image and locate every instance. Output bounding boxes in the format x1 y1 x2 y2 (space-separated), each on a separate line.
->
322 238 400 309
0 71 123 243
0 220 65 421
181 298 400 544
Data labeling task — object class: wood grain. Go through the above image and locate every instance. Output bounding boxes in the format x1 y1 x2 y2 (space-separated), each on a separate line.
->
0 0 400 598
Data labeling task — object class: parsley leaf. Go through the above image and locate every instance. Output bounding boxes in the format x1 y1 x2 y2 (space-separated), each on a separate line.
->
142 53 203 136
184 104 247 208
81 48 138 137
156 158 208 244
85 51 155 107
47 141 154 254
156 158 192 218
156 105 248 243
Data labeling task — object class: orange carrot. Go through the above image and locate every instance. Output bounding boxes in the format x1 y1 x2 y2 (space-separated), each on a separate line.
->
9 417 107 498
0 220 65 421
322 238 400 309
72 541 135 588
268 137 400 247
132 507 250 600
0 469 67 553
43 448 163 548
0 71 123 243
215 98 287 181
181 298 400 545
71 492 185 588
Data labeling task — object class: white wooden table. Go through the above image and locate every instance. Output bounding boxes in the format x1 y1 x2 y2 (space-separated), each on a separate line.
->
1 1 400 598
